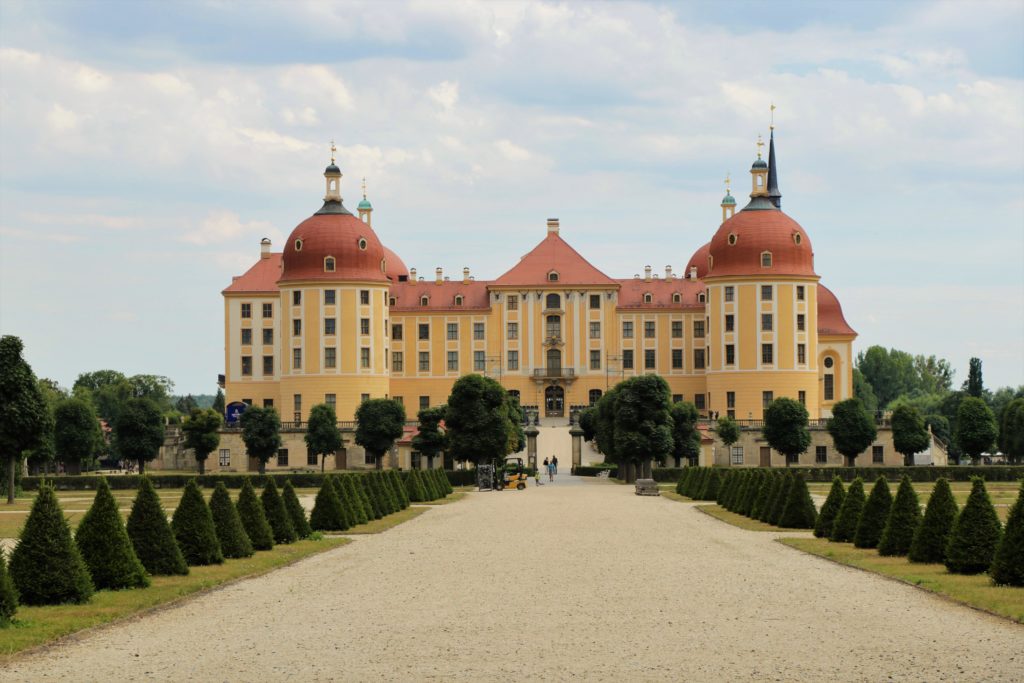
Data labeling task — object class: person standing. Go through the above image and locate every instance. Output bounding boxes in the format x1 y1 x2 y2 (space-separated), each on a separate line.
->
552 455 559 475
547 459 555 482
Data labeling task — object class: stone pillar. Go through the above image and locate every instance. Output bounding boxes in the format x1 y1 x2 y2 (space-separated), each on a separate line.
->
525 424 539 470
569 425 584 470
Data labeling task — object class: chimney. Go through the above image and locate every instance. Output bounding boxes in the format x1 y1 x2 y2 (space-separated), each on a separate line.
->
547 218 559 235
463 267 470 284
435 267 443 285
260 238 271 260
644 265 652 282
665 265 672 279
409 267 417 281
689 266 698 280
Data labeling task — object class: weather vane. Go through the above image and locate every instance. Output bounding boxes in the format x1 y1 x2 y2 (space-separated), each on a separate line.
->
770 102 776 130
362 176 367 199
330 139 337 164
724 172 731 193
756 134 764 159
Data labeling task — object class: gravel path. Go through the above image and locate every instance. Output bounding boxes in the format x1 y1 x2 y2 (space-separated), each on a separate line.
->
4 479 1021 681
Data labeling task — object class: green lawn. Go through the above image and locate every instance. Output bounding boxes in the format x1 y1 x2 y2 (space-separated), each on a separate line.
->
781 537 1024 624
695 504 790 532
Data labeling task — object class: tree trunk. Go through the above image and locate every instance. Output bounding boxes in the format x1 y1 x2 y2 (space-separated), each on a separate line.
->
674 456 681 468
7 455 14 504
625 460 637 484
138 458 146 475
642 459 652 479
321 454 325 473
198 457 206 475
845 454 855 468
258 459 266 475
376 454 383 470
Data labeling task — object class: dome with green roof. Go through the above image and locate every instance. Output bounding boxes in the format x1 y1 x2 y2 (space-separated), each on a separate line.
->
358 198 372 211
721 193 736 206
751 158 768 170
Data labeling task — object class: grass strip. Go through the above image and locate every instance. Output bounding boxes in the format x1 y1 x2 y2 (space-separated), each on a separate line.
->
0 537 349 659
780 537 1024 625
341 507 426 534
695 504 786 532
414 492 468 506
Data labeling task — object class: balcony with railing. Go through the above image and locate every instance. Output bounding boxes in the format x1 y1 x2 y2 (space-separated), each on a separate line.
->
532 367 576 382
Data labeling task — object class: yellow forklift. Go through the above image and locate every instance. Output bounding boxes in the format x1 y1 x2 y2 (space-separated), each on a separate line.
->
496 457 528 491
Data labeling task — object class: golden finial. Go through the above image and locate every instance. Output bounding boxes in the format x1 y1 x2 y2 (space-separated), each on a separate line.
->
724 172 731 193
330 139 337 164
361 176 367 200
756 134 764 159
770 102 776 131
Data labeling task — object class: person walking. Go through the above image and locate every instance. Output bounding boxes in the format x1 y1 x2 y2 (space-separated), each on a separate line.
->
547 459 555 482
552 455 559 475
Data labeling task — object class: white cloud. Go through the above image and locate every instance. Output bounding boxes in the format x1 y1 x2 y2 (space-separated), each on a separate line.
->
279 64 353 110
46 104 78 132
182 211 277 246
428 80 459 111
495 139 531 162
282 106 320 126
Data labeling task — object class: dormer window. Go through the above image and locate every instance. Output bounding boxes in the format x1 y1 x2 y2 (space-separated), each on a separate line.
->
358 237 368 251
643 293 653 304
454 295 463 306
761 251 773 267
324 256 335 272
380 258 387 272
548 271 559 282
672 292 681 303
698 292 706 303
389 297 396 306
420 296 429 306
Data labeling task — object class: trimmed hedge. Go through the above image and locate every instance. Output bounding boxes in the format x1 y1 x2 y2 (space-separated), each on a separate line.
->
778 472 817 529
814 478 846 539
908 477 959 564
330 476 356 529
878 476 921 557
309 478 347 532
126 477 188 576
236 478 274 550
282 480 313 539
0 549 16 625
830 477 866 543
944 477 1002 575
209 481 254 558
261 479 297 545
854 477 892 549
341 474 369 526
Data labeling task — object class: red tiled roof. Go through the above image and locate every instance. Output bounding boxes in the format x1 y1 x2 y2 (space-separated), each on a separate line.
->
280 212 389 284
383 246 408 280
223 253 283 294
389 279 492 311
493 231 617 287
817 283 857 337
615 277 705 310
685 242 710 279
706 209 816 278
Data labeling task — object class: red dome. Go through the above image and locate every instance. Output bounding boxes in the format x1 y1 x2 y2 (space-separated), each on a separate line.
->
685 242 710 279
382 246 408 281
707 209 815 278
280 212 389 283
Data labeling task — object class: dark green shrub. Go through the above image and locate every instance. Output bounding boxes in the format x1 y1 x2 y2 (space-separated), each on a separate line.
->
439 467 454 494
768 472 793 526
380 471 403 510
171 480 223 566
778 472 817 529
309 477 347 531
359 475 384 519
75 478 149 589
341 475 369 526
750 471 773 520
691 468 709 499
281 480 312 539
814 477 845 538
740 471 762 517
945 477 1002 575
698 469 722 501
878 476 921 557
909 478 958 563
734 472 753 513
830 477 865 542
854 477 892 549
261 479 297 545
726 472 744 510
0 549 17 625
330 476 356 529
10 484 93 605
209 481 253 558
126 476 188 576
717 471 735 507
407 469 428 502
370 472 395 514
422 468 440 501
352 474 375 519
990 480 1024 586
236 478 274 549
389 470 410 508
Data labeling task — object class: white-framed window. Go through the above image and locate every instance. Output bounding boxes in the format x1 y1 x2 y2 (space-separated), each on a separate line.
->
730 446 744 466
218 449 231 467
447 323 459 340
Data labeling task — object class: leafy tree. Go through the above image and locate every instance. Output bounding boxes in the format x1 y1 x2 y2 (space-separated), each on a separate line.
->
9 484 93 604
878 476 921 557
444 374 510 466
208 482 253 558
114 397 165 474
855 346 917 408
0 335 50 503
579 407 596 443
890 404 930 467
0 548 17 625
814 478 845 538
613 374 674 482
126 476 188 575
990 480 1024 586
852 369 879 415
73 370 130 422
182 408 221 475
240 406 281 475
827 398 877 467
853 477 892 549
171 480 223 566
763 398 811 466
175 394 199 414
944 478 1002 575
281 480 312 539
236 478 274 549
713 415 739 466
341 474 369 525
506 394 526 455
939 390 966 463
261 479 296 544
955 397 997 464
53 397 103 475
778 472 817 529
28 378 66 475
908 478 958 563
212 388 226 416
355 399 405 469
830 477 865 542
75 478 149 589
305 403 342 473
965 357 984 398
411 406 447 469
593 385 621 464
309 477 347 531
999 398 1024 464
670 402 703 468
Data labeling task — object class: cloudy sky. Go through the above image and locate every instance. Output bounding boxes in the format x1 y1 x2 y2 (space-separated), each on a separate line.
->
1 0 1022 394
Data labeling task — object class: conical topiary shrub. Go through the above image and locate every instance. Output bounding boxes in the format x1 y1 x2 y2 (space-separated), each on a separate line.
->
127 476 188 576
354 474 378 517
699 469 722 501
439 468 453 495
726 472 744 510
0 549 19 625
209 481 253 558
341 475 369 526
814 477 846 539
236 478 274 550
830 477 865 542
990 480 1024 586
261 479 296 545
675 470 686 496
944 477 1002 575
369 472 394 514
878 476 921 557
407 469 428 502
734 472 752 514
425 468 442 501
360 475 384 518
691 468 708 499
717 471 735 507
389 470 410 509
750 470 773 520
309 477 347 531
282 480 313 539
9 484 93 605
854 477 893 549
331 476 356 529
761 472 785 523
740 471 762 517
909 477 958 563
383 471 403 510
768 472 793 526
75 478 149 589
778 472 817 529
171 480 224 566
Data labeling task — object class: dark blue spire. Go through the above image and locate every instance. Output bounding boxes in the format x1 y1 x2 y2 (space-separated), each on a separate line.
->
767 128 781 209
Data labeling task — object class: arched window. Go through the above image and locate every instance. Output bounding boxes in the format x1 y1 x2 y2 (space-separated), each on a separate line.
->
672 293 681 303
643 293 653 304
545 293 561 310
761 251 772 267
420 296 429 306
548 271 559 282
324 256 335 272
697 292 705 303
454 295 463 306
